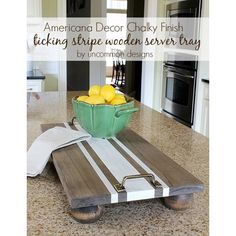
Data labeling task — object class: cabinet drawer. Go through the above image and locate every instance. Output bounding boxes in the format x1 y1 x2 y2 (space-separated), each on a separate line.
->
27 84 41 92
27 80 44 92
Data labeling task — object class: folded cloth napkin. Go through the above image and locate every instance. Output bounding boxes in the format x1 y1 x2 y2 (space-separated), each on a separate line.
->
27 126 91 177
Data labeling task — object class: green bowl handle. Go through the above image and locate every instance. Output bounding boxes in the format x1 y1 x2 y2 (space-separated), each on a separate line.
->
115 108 139 118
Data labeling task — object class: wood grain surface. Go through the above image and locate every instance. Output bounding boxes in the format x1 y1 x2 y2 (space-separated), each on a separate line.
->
41 123 203 209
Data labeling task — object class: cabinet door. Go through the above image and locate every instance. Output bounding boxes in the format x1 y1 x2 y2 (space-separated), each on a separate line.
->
200 83 209 137
27 0 42 17
201 99 209 137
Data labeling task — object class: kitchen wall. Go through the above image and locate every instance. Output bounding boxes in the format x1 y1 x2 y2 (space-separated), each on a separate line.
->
34 61 59 91
153 0 166 112
41 0 59 91
42 0 57 17
90 0 106 87
141 0 165 111
28 0 59 91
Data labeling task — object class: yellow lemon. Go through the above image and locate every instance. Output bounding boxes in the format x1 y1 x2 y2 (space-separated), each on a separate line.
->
100 85 116 102
88 85 101 96
114 94 126 102
85 95 105 105
110 97 127 105
77 96 89 102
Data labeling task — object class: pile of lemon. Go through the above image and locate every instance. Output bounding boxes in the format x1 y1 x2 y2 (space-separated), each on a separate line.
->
77 85 127 105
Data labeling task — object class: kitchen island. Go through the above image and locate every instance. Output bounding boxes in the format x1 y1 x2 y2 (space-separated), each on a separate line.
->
27 91 209 236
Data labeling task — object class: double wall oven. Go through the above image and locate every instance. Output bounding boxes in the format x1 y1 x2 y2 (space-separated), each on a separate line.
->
162 0 202 127
166 0 201 18
162 54 197 127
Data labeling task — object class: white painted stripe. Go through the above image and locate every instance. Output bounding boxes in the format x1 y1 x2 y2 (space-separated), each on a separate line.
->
64 122 118 203
73 122 158 201
112 137 170 197
85 137 155 201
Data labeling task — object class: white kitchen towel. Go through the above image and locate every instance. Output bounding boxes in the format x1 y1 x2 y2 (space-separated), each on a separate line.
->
27 126 91 177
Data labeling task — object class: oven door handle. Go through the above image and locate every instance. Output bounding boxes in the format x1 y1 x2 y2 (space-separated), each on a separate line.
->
164 68 194 79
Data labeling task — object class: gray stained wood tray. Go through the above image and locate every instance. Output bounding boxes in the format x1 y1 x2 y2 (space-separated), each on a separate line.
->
41 122 203 223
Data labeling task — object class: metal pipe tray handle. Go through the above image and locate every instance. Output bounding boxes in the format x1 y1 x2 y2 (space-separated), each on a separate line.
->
114 173 161 193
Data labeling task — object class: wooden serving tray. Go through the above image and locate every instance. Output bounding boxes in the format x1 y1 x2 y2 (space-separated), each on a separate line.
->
41 122 203 223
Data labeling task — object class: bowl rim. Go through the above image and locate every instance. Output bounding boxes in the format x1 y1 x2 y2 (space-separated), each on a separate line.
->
72 95 134 107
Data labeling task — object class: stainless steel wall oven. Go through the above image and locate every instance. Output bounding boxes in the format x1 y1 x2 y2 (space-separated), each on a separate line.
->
162 59 197 127
162 0 202 127
166 0 201 18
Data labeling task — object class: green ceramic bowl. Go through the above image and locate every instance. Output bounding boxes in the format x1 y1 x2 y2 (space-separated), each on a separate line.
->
72 96 139 138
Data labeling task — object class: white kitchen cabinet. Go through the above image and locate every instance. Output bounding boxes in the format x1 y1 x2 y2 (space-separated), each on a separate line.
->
200 82 209 137
27 70 45 92
27 80 45 92
27 0 42 17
